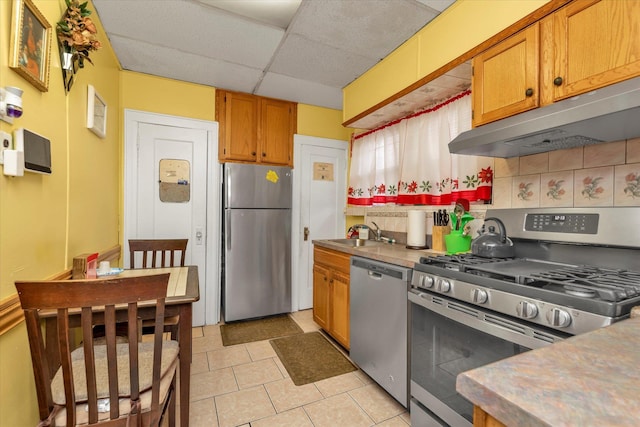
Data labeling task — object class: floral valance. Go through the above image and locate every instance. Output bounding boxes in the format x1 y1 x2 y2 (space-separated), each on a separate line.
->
348 91 493 206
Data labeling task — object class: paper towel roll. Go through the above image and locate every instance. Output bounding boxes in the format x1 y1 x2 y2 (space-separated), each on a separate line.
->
407 210 426 247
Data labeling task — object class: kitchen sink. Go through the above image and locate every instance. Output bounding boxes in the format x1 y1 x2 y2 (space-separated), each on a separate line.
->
328 238 386 247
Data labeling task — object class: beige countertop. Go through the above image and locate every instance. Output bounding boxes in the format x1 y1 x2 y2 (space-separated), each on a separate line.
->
456 316 640 426
312 239 443 268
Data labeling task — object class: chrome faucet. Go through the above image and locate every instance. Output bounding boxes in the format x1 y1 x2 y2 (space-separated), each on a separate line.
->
371 221 382 241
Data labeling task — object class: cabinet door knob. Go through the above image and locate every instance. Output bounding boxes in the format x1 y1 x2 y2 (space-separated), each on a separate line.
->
262 152 266 157
525 88 534 97
251 151 256 156
553 77 563 86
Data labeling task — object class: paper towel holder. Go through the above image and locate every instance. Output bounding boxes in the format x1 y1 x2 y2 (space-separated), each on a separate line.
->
406 210 428 250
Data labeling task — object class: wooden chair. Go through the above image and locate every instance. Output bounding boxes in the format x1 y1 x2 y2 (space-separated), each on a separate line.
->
128 239 188 339
15 274 178 427
128 239 188 269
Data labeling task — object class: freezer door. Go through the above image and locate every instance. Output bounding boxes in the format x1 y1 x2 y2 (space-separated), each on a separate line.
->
225 163 292 209
224 208 291 321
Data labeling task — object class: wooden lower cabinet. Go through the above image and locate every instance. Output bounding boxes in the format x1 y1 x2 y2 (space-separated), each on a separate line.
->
313 246 350 349
474 406 506 427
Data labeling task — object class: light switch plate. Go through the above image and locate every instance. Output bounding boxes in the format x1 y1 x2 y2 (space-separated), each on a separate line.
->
0 130 13 164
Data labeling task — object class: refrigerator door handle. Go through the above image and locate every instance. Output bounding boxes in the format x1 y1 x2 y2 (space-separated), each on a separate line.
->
225 166 231 208
226 210 231 250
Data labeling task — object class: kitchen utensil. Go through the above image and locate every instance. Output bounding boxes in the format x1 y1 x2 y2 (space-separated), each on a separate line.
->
453 203 464 230
471 217 515 258
459 213 474 231
442 209 449 225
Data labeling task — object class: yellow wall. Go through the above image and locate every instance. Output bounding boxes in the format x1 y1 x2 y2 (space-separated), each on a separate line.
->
343 0 550 122
0 3 349 423
0 1 121 424
297 104 352 141
120 71 216 122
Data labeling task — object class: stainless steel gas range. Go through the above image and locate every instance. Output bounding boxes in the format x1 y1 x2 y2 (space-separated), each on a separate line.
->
409 207 640 427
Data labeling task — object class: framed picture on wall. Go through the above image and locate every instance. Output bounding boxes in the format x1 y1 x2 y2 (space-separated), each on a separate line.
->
87 85 107 138
8 0 52 92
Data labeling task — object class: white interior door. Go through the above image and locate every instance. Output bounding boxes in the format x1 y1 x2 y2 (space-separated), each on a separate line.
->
124 110 220 326
292 135 348 311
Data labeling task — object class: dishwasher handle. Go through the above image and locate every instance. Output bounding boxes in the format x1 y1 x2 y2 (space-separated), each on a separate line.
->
351 256 412 281
367 270 383 280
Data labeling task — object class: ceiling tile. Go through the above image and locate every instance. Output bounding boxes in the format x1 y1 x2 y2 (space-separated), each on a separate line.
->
270 34 375 87
414 0 457 12
257 72 343 110
109 36 263 93
94 0 284 69
197 0 302 29
289 0 438 59
93 0 461 127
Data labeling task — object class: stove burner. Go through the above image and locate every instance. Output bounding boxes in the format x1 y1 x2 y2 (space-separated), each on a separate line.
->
563 285 597 298
418 254 640 303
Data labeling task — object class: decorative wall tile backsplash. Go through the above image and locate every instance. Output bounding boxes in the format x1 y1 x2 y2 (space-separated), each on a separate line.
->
584 140 626 168
628 138 640 163
492 140 639 209
614 163 640 206
540 171 574 207
519 153 549 175
549 146 583 172
492 177 512 208
494 157 519 178
512 174 540 208
573 167 614 207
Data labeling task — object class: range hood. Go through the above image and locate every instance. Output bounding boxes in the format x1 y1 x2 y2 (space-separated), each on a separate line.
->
449 76 640 158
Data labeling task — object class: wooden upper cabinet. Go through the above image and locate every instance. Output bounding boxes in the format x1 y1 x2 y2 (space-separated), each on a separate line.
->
260 97 296 165
472 0 640 127
472 24 540 127
551 0 640 101
216 89 297 166
217 90 259 162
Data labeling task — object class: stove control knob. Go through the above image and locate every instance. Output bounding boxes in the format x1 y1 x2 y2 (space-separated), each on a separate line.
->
470 288 488 304
546 308 572 328
420 275 434 288
436 278 451 293
516 301 538 319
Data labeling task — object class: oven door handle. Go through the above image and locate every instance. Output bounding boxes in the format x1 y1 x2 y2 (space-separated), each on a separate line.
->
408 291 565 349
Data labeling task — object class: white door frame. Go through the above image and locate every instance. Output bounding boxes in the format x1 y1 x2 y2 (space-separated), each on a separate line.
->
291 134 348 312
123 109 221 325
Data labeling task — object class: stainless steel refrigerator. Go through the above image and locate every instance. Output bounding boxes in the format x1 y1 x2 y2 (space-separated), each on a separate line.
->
222 163 292 322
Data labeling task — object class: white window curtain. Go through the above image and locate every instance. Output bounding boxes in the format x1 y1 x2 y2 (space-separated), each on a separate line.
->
348 91 493 206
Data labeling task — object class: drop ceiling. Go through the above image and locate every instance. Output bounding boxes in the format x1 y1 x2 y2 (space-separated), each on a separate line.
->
93 0 470 129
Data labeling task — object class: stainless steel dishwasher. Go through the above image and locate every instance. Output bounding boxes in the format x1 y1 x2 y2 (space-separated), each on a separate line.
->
350 256 412 407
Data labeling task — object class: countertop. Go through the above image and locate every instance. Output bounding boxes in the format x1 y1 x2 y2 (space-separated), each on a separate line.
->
312 239 443 268
456 315 640 427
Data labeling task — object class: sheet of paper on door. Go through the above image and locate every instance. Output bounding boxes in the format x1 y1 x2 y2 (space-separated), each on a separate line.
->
313 162 334 181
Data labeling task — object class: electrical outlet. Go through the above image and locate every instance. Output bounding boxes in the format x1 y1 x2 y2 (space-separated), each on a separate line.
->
0 130 13 165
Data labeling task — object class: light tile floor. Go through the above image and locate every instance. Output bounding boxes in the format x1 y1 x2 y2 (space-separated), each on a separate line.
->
185 309 410 427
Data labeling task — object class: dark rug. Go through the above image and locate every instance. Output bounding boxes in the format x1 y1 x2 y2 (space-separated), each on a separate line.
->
220 314 303 346
270 331 357 386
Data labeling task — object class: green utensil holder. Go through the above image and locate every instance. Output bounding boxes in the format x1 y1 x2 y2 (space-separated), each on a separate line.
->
444 231 472 254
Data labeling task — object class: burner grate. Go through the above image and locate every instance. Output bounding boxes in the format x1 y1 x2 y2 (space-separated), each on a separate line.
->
419 255 513 271
529 266 640 302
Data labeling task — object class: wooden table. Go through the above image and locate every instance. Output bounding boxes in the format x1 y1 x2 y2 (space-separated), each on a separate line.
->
43 266 199 427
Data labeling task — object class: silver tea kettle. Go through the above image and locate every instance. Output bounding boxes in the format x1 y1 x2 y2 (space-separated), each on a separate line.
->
471 217 515 258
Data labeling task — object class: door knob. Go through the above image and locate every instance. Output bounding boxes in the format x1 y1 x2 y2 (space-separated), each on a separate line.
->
304 227 310 241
